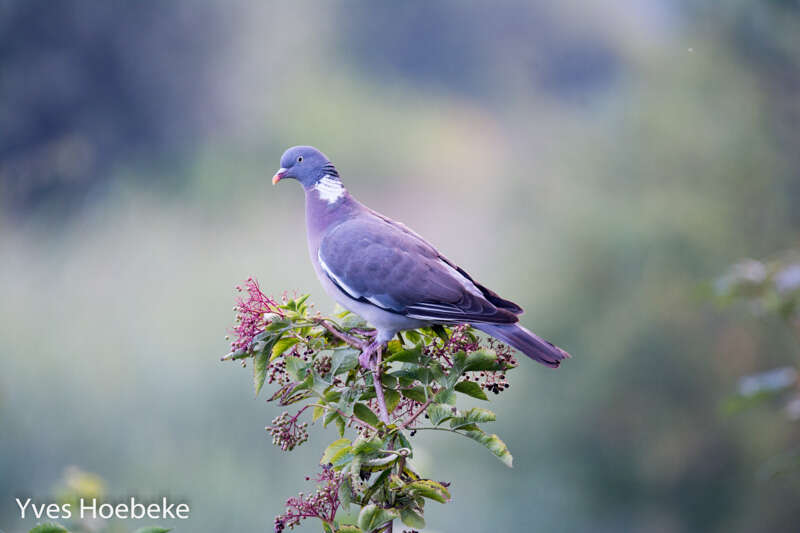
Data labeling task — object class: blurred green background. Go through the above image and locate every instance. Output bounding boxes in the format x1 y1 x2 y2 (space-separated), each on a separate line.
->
2 1 799 532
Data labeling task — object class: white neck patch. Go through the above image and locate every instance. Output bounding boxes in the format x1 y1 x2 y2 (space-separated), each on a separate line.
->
314 175 345 204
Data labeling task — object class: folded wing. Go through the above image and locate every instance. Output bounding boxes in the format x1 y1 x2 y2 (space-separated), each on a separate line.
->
318 217 519 324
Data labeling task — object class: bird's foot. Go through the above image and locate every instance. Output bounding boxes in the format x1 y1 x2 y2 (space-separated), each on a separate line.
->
358 341 381 370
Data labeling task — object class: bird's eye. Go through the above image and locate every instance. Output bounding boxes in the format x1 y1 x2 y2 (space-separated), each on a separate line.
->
297 156 303 163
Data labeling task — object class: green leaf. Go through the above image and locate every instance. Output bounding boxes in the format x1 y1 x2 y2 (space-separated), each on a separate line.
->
331 347 360 375
253 348 269 397
360 467 393 504
361 453 398 473
285 356 307 381
265 318 292 332
431 324 449 342
426 403 454 426
450 407 496 429
384 389 401 414
337 526 363 533
353 402 380 427
401 386 427 404
340 313 368 329
384 345 422 364
434 388 457 405
335 414 346 436
394 430 412 453
463 429 513 467
404 329 421 345
464 349 499 371
454 380 488 400
321 438 351 465
352 435 384 456
380 373 398 388
400 508 426 529
406 479 451 503
312 405 325 422
357 504 399 532
132 528 172 533
29 525 70 533
339 476 354 513
322 522 334 533
270 336 299 361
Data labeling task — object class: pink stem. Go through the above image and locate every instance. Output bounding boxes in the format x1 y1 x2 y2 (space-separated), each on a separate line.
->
372 345 390 424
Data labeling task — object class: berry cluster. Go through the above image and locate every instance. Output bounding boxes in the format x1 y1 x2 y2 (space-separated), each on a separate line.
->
274 466 342 532
312 354 332 376
472 337 517 395
266 411 310 451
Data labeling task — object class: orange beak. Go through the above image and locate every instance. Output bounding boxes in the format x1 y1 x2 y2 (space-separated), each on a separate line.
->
272 168 288 185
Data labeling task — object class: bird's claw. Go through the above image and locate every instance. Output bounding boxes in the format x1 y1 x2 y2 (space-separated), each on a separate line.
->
358 341 381 370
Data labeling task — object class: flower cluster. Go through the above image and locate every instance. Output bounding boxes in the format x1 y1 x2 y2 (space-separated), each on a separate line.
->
266 410 310 451
229 278 283 353
274 466 342 532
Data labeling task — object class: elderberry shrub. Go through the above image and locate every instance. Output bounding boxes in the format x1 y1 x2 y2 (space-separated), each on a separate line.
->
223 278 520 533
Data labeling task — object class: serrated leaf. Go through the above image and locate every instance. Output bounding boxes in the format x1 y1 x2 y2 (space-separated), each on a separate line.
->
335 414 346 436
384 389 401 414
357 504 399 532
434 388 456 405
394 430 412 453
463 429 513 467
353 402 380 427
401 386 427 404
352 435 384 456
431 324 449 342
454 380 488 400
331 347 360 376
450 407 496 429
29 525 70 533
265 318 292 332
339 476 354 513
380 373 398 388
361 454 398 472
253 348 269 397
285 356 307 381
321 438 351 465
464 349 498 371
404 329 421 345
426 403 454 426
406 479 451 503
385 345 422 364
132 528 172 533
337 526 363 533
271 336 299 361
340 313 368 329
400 508 426 528
360 468 392 504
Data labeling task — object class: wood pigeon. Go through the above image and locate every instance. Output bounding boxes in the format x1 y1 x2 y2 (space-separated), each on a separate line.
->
272 146 570 369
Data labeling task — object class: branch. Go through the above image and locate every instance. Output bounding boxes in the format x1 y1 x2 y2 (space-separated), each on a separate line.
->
373 345 390 424
400 397 434 429
314 318 368 349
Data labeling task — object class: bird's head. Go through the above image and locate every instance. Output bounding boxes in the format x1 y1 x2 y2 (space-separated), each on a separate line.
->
272 146 337 189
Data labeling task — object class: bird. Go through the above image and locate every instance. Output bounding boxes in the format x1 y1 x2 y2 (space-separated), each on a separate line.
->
272 145 570 370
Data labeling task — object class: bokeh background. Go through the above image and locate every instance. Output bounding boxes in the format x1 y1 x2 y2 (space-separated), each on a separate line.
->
2 1 800 532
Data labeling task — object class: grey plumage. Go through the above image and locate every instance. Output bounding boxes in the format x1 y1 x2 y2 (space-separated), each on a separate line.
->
272 145 570 368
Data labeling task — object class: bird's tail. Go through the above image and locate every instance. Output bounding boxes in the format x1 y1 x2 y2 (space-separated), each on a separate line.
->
473 323 570 368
